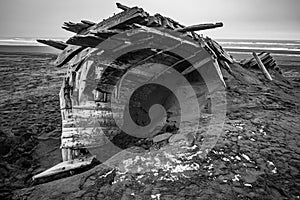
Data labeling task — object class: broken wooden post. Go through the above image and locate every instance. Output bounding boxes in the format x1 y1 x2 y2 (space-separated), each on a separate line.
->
61 148 68 161
176 22 223 32
67 149 74 160
252 52 273 81
219 60 232 74
116 3 130 11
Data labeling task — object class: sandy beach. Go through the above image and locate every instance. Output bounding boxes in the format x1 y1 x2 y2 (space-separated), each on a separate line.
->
0 40 300 199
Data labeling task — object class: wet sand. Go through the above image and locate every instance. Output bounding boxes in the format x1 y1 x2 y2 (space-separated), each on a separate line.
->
0 52 64 198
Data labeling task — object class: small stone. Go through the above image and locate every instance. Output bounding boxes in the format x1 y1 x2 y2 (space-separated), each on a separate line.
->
242 174 257 183
152 133 172 143
246 192 256 198
217 175 226 182
233 187 244 194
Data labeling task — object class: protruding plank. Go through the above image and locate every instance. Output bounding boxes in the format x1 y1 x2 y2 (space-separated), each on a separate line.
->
146 16 161 27
55 45 85 67
242 52 276 69
90 29 120 38
81 20 96 26
205 38 234 64
62 21 92 34
32 156 96 181
94 7 148 30
37 39 67 50
252 52 273 81
66 34 106 48
176 22 223 32
116 2 131 11
67 29 121 48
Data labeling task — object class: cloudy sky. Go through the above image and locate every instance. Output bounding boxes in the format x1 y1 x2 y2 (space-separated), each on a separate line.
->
0 0 299 40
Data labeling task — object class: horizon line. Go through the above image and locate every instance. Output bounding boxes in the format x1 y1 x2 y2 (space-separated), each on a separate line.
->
0 36 299 42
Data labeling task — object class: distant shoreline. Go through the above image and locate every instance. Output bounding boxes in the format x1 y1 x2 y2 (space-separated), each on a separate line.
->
0 45 60 54
225 47 300 55
1 38 300 57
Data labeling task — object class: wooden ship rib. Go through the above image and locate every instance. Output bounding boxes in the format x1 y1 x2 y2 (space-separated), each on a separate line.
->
33 2 237 183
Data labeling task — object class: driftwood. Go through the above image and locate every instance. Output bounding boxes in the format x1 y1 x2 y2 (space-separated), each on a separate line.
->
62 21 93 34
66 30 120 47
66 35 105 47
241 52 277 69
32 156 97 184
81 20 96 26
205 38 234 64
116 2 131 11
54 46 86 67
252 52 273 81
176 22 223 32
37 39 67 50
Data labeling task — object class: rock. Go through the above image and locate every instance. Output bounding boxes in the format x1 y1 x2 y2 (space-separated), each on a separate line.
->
152 133 173 143
242 174 257 183
246 192 256 198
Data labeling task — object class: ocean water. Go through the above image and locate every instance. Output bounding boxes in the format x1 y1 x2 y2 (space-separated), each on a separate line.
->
0 37 299 69
0 37 300 55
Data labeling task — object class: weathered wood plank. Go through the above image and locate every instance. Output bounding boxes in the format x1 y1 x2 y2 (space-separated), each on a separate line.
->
116 2 131 11
90 29 120 38
93 7 148 31
62 21 92 34
66 34 105 47
81 20 96 26
253 52 273 81
37 39 67 50
55 45 86 67
32 156 96 180
176 22 223 32
205 38 234 64
154 14 174 29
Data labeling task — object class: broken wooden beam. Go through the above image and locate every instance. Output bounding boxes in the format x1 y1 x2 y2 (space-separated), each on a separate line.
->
66 35 105 47
154 14 174 29
62 21 92 34
32 156 97 184
81 20 96 26
146 16 162 27
176 22 223 32
90 29 120 38
242 52 277 69
252 52 273 81
116 2 131 11
37 39 67 50
66 29 120 48
93 7 148 31
55 46 86 67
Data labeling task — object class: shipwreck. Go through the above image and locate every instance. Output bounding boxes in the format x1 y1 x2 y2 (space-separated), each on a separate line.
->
33 3 276 183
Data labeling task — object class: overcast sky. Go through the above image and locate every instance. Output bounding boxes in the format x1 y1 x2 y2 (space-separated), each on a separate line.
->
0 0 299 40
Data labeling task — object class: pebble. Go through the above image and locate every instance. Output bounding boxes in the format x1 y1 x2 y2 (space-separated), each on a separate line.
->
243 174 257 183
